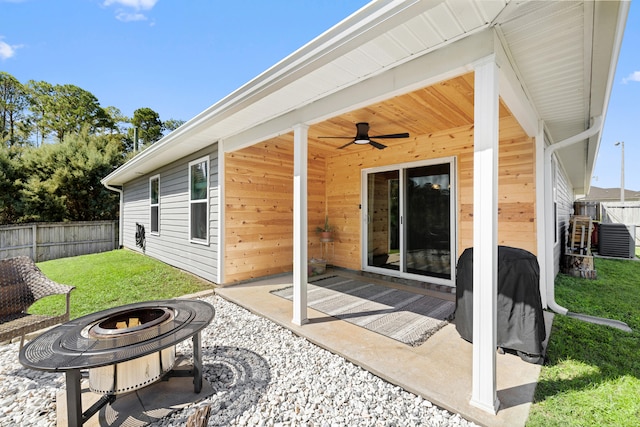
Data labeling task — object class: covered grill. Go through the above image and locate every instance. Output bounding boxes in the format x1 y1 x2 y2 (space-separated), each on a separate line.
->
454 246 546 364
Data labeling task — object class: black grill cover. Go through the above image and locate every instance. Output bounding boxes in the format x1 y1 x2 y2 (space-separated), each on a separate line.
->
455 246 546 363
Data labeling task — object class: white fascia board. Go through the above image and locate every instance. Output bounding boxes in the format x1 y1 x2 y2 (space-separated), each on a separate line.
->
223 28 496 153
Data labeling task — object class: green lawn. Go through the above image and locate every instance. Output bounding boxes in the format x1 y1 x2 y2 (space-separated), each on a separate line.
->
526 256 640 426
31 249 214 319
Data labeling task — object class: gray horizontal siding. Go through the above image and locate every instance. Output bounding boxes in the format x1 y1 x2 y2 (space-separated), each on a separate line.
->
554 157 573 275
122 144 219 283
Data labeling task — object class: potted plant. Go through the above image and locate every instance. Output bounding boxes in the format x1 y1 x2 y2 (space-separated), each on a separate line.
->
316 215 334 241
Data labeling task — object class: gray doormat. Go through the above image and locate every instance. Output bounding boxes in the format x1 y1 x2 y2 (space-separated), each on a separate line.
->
271 275 455 347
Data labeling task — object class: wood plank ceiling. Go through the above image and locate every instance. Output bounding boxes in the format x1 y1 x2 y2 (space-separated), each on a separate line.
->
300 72 510 156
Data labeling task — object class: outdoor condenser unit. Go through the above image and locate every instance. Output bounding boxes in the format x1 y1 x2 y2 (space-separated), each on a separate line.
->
598 223 636 259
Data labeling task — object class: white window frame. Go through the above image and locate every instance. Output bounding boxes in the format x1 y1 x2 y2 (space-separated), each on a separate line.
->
149 174 160 235
189 156 210 244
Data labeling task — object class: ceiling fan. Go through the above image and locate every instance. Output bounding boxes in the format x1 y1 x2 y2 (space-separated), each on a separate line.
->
318 122 410 150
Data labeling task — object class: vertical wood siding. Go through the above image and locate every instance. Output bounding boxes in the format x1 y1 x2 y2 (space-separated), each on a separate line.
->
327 113 535 272
224 137 326 283
223 111 535 283
122 145 219 283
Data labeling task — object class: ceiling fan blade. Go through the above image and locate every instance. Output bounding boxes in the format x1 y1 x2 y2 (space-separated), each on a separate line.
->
368 139 387 150
369 132 410 139
338 140 356 149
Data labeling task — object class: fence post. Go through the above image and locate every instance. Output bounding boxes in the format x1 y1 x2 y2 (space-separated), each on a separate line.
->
32 223 38 261
112 221 116 249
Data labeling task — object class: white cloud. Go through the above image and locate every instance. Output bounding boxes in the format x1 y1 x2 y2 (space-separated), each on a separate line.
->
115 11 148 22
104 0 158 11
104 0 157 23
622 71 640 84
0 39 21 60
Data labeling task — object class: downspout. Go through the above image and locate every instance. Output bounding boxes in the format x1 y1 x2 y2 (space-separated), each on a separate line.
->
103 183 124 249
544 116 631 332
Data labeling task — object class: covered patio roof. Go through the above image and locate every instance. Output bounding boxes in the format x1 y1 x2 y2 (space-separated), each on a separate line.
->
102 0 628 198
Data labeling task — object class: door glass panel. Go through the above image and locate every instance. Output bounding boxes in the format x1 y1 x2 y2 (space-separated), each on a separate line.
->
404 164 451 279
367 170 399 271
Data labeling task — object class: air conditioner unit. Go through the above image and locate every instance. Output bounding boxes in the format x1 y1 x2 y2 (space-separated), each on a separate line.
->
598 223 635 259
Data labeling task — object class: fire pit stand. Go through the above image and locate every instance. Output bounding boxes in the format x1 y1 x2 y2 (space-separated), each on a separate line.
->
19 299 214 427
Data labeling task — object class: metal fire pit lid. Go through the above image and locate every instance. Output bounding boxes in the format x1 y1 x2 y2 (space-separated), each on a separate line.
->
18 299 214 371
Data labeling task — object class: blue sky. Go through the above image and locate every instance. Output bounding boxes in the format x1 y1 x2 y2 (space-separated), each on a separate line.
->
1 0 638 191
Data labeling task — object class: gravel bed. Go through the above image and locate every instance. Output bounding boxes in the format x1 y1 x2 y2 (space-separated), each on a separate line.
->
0 295 478 426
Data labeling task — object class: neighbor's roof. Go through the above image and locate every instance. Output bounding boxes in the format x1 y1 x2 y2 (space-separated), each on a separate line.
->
102 0 629 193
581 186 640 202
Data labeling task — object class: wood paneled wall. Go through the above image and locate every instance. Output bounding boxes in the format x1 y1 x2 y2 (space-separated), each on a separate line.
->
224 137 326 283
326 113 536 271
224 110 536 284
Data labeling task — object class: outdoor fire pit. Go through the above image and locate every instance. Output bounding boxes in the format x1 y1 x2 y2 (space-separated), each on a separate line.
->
86 306 177 394
19 299 214 427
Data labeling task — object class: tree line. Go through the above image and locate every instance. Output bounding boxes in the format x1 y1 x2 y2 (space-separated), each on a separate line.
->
0 71 185 225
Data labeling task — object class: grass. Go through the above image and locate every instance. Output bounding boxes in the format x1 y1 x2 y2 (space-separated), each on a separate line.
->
30 249 214 319
526 256 640 426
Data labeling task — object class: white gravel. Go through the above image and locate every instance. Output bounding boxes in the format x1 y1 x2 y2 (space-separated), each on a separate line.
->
0 295 478 426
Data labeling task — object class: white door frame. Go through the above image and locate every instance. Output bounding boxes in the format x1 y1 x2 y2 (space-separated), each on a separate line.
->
360 156 457 287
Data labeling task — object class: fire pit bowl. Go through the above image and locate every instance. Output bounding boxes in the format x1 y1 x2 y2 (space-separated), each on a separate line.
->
88 307 173 338
85 306 177 394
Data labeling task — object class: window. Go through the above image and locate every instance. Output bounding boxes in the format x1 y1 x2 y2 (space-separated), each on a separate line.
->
150 175 160 234
189 157 209 243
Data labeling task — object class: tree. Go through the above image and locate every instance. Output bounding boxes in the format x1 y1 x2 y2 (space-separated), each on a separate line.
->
130 107 163 148
103 106 129 134
0 72 30 147
25 81 113 143
0 145 26 224
18 129 124 222
163 118 185 134
25 80 54 146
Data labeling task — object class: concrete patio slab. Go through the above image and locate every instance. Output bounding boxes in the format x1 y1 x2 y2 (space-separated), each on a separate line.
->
215 270 553 427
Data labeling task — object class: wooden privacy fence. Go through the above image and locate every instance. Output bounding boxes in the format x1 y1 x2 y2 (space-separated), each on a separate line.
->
0 221 118 262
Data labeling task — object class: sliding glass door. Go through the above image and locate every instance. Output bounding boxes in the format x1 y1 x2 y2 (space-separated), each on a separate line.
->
364 158 455 285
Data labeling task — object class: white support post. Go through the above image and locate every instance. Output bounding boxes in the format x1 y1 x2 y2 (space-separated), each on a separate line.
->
217 139 226 285
292 123 309 326
534 124 548 308
470 56 500 414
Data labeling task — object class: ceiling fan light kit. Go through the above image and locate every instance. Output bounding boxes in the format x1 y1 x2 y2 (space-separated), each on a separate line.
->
319 122 409 150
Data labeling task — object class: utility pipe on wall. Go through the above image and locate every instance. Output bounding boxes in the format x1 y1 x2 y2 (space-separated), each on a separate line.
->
103 184 124 249
544 116 631 332
543 115 602 315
